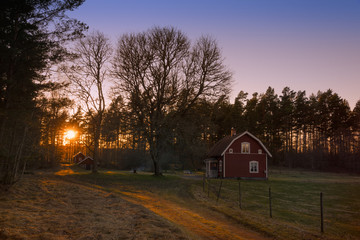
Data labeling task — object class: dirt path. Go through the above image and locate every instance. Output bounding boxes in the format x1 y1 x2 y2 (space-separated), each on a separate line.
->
57 166 271 240
0 174 189 240
111 188 271 240
1 168 271 240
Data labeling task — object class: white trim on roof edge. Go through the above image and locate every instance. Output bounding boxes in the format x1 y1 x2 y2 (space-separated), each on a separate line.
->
220 131 272 157
77 156 94 165
223 153 226 178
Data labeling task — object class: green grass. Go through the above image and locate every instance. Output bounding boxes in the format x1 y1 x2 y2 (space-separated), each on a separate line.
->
60 166 360 240
63 167 195 201
199 169 360 239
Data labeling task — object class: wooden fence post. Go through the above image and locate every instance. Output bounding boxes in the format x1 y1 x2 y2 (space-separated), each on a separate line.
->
269 187 272 218
208 178 210 197
203 174 205 192
238 180 242 209
217 180 223 203
320 192 324 233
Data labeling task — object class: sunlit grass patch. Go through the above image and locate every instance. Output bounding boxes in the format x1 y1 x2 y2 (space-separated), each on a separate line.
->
55 168 75 176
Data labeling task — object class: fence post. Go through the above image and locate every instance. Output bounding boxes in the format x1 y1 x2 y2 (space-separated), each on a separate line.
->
208 178 210 197
238 180 242 209
269 187 272 218
203 174 205 192
320 192 324 233
217 180 223 204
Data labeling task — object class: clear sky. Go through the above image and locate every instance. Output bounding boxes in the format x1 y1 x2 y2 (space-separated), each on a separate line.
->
68 0 360 109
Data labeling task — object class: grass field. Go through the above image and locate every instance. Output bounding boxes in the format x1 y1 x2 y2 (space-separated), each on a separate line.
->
197 169 360 240
64 167 360 240
0 171 190 240
2 166 358 239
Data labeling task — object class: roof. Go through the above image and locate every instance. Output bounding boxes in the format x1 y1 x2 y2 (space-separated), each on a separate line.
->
77 156 94 165
73 152 85 158
207 131 272 158
207 135 237 158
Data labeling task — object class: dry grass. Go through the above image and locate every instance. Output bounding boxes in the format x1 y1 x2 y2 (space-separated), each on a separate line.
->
0 173 190 240
59 167 270 240
2 166 357 240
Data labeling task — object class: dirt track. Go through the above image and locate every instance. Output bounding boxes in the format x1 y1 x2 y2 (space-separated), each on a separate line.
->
116 189 270 240
0 170 270 240
0 174 189 240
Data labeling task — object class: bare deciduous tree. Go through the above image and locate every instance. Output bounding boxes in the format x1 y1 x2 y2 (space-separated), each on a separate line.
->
63 31 111 172
112 27 231 175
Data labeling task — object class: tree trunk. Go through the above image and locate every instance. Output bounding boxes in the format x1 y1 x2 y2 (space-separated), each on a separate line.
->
153 159 161 176
149 136 162 176
92 126 100 173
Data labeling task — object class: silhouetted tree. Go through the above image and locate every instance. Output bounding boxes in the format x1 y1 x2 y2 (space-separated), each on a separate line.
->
63 31 111 173
0 0 86 185
38 90 72 167
112 27 231 175
232 91 248 133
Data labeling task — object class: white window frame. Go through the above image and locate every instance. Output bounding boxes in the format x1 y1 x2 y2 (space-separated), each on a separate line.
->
249 161 259 173
241 142 250 154
229 148 233 153
258 149 262 154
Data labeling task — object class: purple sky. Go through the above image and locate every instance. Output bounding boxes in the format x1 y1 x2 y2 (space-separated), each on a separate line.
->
68 0 360 109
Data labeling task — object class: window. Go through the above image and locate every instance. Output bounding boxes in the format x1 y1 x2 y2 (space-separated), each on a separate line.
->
219 160 223 172
258 149 262 154
241 142 250 154
229 148 233 153
249 161 258 173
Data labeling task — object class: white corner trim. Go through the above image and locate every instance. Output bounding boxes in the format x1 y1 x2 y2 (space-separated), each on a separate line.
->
223 154 226 178
266 154 268 179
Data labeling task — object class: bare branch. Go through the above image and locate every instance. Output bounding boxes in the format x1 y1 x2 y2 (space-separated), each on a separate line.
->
111 27 232 175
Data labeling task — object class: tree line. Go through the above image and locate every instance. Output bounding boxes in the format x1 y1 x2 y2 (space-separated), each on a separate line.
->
1 0 359 185
97 86 360 173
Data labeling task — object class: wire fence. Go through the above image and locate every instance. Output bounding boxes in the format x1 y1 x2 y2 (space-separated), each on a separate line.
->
202 176 359 235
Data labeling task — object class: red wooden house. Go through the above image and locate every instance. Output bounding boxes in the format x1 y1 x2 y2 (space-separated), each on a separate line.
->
73 152 85 164
205 129 272 179
78 156 94 170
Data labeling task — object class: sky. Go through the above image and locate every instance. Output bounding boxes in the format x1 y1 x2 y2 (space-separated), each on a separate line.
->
68 0 360 109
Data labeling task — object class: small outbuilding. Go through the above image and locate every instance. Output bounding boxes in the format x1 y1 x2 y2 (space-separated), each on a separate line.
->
78 156 94 170
205 129 272 179
73 152 86 164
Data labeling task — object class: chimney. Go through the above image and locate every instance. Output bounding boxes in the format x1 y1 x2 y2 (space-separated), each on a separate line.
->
231 127 236 137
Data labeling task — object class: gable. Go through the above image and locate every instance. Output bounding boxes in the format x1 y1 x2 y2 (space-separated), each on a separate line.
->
207 131 272 158
78 157 94 165
226 135 261 154
74 152 85 158
221 131 272 157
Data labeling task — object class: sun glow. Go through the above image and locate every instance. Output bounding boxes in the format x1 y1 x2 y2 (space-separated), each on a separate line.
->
65 130 76 140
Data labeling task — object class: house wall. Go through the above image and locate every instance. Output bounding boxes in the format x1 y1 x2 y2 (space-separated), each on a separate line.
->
79 158 94 170
224 134 267 178
225 134 266 154
224 153 267 178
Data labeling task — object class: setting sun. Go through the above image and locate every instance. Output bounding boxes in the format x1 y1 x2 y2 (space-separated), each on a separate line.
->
64 130 76 140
